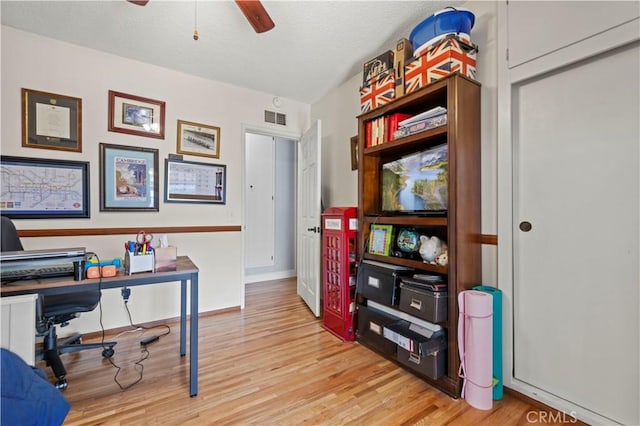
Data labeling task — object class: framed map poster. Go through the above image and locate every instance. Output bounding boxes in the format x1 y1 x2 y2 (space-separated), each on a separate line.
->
99 143 159 212
0 156 90 219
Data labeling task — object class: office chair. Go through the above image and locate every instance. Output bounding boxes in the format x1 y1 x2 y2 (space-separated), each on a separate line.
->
1 216 116 390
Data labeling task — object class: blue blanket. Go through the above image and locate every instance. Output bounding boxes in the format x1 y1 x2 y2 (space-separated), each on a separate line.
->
1 348 70 426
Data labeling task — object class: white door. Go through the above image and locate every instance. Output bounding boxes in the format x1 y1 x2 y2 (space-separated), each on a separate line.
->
297 120 322 317
512 44 639 425
245 133 275 268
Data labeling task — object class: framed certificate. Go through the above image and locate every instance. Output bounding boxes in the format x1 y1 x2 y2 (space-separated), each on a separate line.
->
22 88 82 152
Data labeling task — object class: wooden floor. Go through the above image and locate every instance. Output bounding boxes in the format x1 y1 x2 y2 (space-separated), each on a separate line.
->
43 278 575 425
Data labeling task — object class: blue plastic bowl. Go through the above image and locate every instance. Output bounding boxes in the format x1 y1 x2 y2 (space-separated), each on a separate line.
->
410 8 475 51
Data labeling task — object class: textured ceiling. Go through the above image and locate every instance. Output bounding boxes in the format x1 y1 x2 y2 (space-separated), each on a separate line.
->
1 0 462 104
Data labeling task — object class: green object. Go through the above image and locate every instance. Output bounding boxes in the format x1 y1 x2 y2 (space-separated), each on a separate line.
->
368 224 394 256
473 285 503 400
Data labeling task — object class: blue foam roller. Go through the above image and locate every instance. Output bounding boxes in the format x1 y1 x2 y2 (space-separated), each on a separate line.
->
472 285 503 400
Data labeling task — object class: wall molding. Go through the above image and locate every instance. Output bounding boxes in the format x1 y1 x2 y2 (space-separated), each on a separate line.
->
18 225 241 238
481 234 498 245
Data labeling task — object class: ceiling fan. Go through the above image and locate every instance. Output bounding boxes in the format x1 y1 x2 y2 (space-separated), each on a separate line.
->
126 0 275 33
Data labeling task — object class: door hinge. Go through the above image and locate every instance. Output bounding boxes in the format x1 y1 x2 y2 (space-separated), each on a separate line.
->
506 48 509 61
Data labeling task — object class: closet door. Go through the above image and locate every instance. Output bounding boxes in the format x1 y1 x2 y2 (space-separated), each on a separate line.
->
245 133 275 269
512 43 639 425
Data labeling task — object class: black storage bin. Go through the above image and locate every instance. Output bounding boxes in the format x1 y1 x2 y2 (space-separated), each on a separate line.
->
357 260 413 306
397 346 447 380
356 304 399 356
398 280 448 323
383 320 447 380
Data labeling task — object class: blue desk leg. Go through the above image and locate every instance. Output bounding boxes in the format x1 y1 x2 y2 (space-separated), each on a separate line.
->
190 272 198 397
180 280 187 356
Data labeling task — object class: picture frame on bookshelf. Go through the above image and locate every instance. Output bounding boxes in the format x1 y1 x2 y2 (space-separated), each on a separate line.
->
368 224 394 256
350 135 358 170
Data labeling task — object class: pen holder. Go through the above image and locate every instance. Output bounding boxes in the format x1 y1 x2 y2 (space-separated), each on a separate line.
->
124 251 155 275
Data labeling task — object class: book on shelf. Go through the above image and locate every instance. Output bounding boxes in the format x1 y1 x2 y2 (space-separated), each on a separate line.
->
394 114 448 139
365 112 412 147
398 106 447 127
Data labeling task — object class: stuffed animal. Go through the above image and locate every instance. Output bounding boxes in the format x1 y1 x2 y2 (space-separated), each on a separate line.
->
419 235 442 264
436 249 449 267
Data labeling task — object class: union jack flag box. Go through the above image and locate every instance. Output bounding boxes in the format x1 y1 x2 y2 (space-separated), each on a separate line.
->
404 35 478 95
360 70 395 113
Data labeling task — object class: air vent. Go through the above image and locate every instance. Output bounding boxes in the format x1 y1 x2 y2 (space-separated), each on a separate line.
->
264 110 287 126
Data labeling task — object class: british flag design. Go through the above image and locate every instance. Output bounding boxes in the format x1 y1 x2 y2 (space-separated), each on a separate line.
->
359 71 395 113
404 36 477 95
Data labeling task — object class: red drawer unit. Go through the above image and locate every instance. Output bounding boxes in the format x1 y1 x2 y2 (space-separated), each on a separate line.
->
322 206 358 341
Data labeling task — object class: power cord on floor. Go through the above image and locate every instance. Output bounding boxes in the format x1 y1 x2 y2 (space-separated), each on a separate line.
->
91 253 167 391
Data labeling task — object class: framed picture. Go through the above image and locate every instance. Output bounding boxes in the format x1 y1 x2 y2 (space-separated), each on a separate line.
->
176 119 220 159
108 90 165 139
165 158 226 204
368 224 394 256
99 143 159 212
0 155 90 219
21 88 82 152
350 135 358 170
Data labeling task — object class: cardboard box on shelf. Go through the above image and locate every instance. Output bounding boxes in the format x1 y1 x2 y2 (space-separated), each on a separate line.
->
359 70 395 113
394 38 413 99
363 50 394 85
404 34 478 95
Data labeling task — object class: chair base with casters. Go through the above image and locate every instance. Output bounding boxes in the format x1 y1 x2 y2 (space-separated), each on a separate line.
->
36 294 117 390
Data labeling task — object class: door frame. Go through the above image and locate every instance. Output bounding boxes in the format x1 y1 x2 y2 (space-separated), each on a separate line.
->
497 3 639 425
241 124 301 309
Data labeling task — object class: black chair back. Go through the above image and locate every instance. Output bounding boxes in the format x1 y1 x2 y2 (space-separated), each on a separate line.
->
1 216 24 252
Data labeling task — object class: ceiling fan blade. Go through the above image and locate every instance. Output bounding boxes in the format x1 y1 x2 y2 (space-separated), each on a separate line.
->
126 0 149 6
235 0 275 33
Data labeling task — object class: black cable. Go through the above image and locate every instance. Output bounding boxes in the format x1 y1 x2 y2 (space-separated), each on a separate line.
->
123 300 171 338
92 253 153 391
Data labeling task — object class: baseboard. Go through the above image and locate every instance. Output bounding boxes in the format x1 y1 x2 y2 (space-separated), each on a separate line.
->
504 387 589 425
244 269 296 284
79 306 241 341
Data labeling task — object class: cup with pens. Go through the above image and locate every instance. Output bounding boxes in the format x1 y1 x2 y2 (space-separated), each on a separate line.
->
124 231 155 274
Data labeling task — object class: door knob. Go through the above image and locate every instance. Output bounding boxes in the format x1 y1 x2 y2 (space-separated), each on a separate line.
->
307 226 320 233
519 221 532 232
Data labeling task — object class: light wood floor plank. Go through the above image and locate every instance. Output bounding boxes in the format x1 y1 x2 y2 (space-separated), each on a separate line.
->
38 277 582 425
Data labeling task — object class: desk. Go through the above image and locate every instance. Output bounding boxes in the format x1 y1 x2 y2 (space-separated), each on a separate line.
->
0 256 199 397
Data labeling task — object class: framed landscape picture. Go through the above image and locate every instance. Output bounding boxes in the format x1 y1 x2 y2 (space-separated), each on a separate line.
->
108 90 165 139
0 155 90 219
99 143 159 212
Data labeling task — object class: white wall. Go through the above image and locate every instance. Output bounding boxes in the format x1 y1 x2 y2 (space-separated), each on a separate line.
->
1 26 310 333
311 1 498 286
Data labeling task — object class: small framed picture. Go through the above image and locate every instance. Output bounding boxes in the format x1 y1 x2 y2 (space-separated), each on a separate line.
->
350 135 358 170
368 224 394 256
176 119 220 159
0 155 90 219
21 88 82 152
165 158 226 204
99 143 159 212
108 90 165 139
